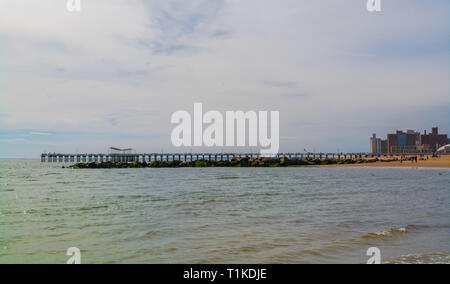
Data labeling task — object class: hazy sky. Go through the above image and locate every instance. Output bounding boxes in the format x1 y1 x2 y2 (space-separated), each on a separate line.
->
0 0 449 158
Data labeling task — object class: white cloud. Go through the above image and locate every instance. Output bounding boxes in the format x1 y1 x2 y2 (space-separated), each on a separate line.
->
29 132 52 136
0 138 55 145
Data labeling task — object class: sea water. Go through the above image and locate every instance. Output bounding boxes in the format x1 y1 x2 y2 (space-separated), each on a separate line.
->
0 160 448 264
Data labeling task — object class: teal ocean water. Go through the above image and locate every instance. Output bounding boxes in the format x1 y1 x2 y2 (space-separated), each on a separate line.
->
0 160 449 264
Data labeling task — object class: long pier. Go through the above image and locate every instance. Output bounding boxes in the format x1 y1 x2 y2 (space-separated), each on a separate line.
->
40 152 383 163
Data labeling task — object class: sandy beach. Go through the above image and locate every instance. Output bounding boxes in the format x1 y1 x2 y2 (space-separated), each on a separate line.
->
334 155 450 168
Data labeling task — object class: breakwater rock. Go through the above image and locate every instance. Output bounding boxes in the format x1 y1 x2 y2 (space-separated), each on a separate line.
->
68 158 378 169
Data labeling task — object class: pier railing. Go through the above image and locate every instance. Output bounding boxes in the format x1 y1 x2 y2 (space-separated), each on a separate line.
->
40 152 389 163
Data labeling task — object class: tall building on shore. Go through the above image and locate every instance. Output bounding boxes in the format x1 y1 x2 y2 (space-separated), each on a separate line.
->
370 134 387 154
387 130 420 153
381 139 387 154
419 127 448 151
370 127 448 154
370 134 380 154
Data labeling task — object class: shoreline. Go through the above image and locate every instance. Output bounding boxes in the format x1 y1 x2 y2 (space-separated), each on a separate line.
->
330 155 450 168
321 163 450 169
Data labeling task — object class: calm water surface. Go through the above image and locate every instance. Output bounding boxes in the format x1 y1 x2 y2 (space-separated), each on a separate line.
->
0 160 449 263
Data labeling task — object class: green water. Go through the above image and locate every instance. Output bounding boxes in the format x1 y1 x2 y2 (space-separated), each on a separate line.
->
0 160 449 263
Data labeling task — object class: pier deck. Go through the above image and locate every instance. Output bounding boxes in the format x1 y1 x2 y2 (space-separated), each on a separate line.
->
40 152 389 163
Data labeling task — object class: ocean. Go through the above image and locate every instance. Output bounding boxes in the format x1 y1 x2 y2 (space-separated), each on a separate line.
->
0 160 448 264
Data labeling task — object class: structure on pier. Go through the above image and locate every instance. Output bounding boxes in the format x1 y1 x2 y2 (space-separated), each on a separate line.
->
109 147 134 154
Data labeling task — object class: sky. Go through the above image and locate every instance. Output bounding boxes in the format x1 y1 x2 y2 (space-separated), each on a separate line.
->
0 0 449 158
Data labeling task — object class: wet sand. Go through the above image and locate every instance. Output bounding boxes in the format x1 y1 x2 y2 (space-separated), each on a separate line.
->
334 155 450 168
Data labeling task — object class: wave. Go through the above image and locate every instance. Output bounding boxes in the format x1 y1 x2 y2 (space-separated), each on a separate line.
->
217 176 240 180
361 226 413 239
385 252 450 264
79 205 109 211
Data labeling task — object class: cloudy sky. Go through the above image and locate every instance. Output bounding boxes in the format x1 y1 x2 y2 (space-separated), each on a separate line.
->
0 0 449 158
